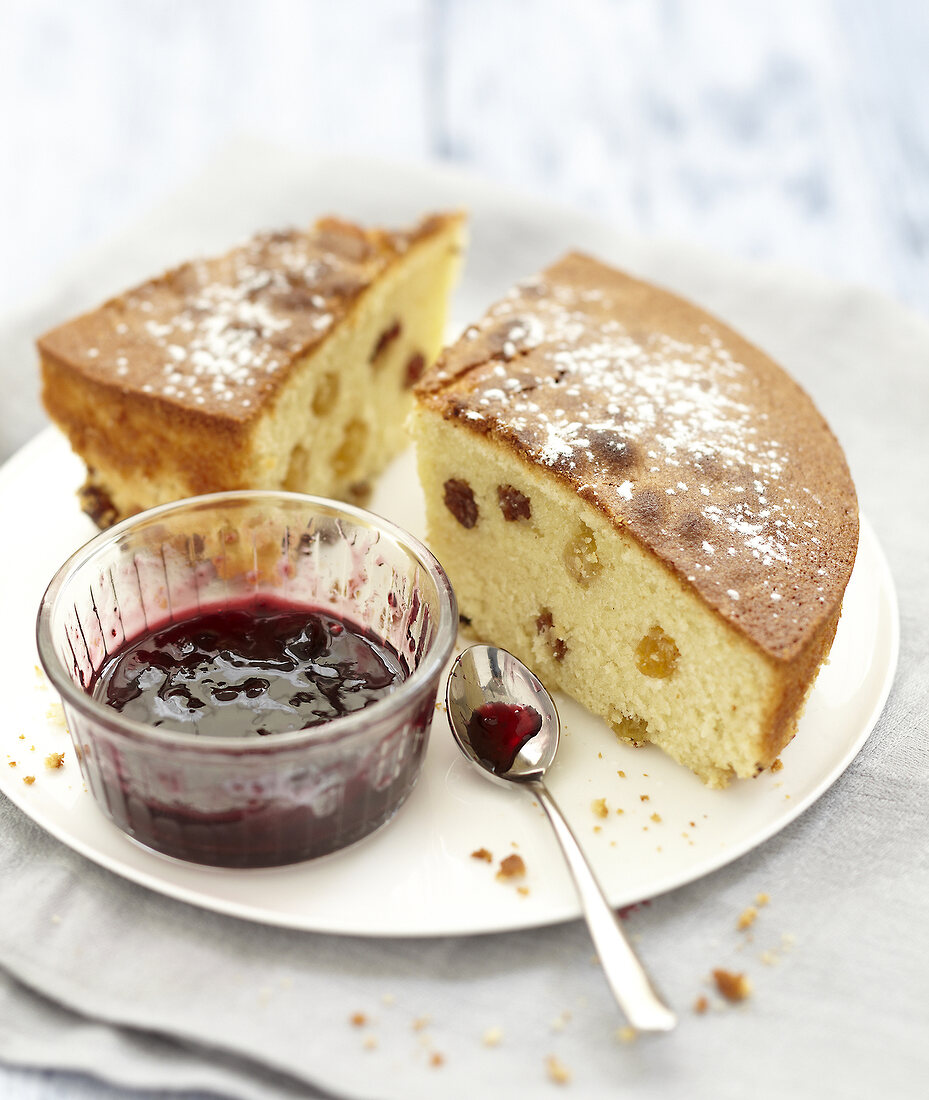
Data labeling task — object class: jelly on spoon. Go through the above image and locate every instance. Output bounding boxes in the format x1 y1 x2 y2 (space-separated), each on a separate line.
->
446 644 676 1033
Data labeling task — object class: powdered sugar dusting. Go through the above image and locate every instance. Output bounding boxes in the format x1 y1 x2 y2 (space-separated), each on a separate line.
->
71 221 411 416
123 253 319 406
459 284 804 569
430 259 854 643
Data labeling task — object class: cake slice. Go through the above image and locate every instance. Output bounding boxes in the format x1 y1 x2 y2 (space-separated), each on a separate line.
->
411 253 858 787
39 212 465 525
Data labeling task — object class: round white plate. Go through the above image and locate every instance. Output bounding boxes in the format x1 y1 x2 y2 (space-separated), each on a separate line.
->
0 429 897 937
0 165 899 936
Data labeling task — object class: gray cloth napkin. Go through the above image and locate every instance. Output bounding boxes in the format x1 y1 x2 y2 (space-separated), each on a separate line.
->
1 143 927 1099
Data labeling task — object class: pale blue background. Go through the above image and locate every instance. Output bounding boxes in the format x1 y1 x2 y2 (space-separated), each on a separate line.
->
3 0 927 324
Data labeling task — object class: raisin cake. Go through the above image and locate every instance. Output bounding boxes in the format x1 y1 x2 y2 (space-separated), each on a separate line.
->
39 212 465 525
411 253 858 787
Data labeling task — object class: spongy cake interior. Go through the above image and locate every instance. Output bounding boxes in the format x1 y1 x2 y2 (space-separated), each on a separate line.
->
412 413 785 788
256 226 463 501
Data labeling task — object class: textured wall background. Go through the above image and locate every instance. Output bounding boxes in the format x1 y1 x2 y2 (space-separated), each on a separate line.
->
2 0 927 318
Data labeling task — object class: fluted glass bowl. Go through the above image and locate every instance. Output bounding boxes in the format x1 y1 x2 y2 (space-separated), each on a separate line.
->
36 492 457 868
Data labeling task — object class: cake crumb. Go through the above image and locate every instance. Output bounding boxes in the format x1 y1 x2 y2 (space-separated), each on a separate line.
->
737 906 758 930
496 854 526 880
616 1025 637 1043
45 752 65 770
45 704 66 727
650 812 662 823
755 892 770 907
545 1054 571 1084
18 734 25 740
615 807 624 815
617 770 626 778
760 950 778 966
471 847 493 863
412 1016 431 1032
482 1026 504 1047
591 797 608 818
694 995 709 1014
516 885 530 897
23 776 35 786
640 794 649 802
429 1052 445 1068
349 1012 367 1027
771 758 784 772
8 761 15 768
712 969 752 1002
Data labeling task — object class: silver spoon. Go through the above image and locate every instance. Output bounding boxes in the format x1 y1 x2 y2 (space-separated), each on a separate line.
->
446 644 676 1033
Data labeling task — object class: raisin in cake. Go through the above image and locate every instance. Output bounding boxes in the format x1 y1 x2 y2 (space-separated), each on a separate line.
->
411 253 858 787
39 212 465 526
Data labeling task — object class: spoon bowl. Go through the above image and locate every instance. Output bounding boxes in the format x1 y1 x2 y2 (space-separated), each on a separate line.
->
446 644 558 782
446 644 676 1033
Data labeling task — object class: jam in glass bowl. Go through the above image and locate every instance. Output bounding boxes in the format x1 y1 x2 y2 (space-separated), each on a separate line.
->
36 492 457 868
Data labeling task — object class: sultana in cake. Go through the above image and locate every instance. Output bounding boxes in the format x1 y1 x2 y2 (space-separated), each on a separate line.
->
411 252 858 787
38 212 465 526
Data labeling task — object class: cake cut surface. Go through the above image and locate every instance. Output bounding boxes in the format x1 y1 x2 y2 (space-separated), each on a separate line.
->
412 252 858 786
39 212 465 525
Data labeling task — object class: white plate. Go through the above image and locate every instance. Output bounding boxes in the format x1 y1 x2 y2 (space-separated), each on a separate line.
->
0 428 897 937
0 164 899 937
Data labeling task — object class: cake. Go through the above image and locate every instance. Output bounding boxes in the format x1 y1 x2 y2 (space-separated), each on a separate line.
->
411 252 858 787
38 212 465 526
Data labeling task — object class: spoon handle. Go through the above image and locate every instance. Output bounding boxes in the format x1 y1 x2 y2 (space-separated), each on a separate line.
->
530 780 676 1032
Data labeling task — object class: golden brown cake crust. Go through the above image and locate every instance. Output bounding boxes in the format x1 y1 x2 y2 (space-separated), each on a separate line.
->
39 213 462 426
416 252 858 664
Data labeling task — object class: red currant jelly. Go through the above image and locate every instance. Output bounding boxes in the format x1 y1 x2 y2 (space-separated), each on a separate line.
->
83 597 433 868
91 600 406 737
466 701 543 774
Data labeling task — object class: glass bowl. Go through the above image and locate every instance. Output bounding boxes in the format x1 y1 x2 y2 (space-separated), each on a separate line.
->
36 492 457 868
